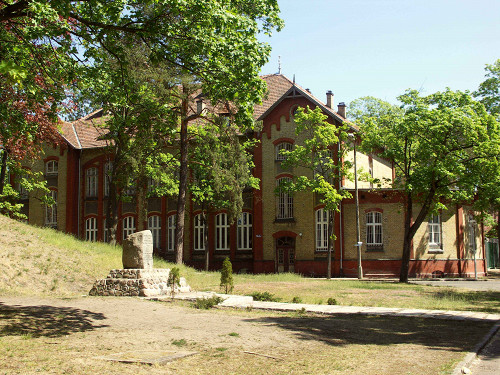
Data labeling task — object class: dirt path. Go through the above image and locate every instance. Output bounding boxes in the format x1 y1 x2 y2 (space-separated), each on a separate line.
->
0 296 494 375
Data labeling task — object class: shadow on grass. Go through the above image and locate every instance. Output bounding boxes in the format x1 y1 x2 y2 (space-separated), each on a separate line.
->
0 302 108 338
245 314 493 352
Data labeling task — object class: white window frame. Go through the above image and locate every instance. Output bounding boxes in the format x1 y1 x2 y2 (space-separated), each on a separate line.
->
86 167 98 198
428 214 442 248
122 216 136 240
215 213 230 250
104 161 112 197
148 215 161 250
45 190 58 226
85 217 98 242
237 212 253 250
315 208 329 251
276 177 293 219
167 214 176 252
275 142 293 161
45 160 58 176
194 213 205 251
366 211 383 246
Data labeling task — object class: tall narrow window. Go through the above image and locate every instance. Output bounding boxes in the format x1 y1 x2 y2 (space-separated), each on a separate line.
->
276 177 293 219
428 214 441 248
194 214 205 251
122 216 136 240
85 217 98 242
167 214 176 252
148 215 161 250
237 212 252 250
45 160 58 176
275 142 293 161
315 208 329 251
86 167 98 197
366 211 383 246
104 162 112 197
45 190 57 227
215 213 229 250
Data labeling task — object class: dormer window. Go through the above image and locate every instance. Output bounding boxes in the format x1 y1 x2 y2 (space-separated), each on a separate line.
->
46 160 58 176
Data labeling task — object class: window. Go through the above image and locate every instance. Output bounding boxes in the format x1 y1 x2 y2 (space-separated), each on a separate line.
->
86 167 98 197
428 214 441 248
275 142 293 161
147 177 159 195
16 179 28 199
237 212 252 250
148 215 161 250
104 162 112 197
316 208 329 251
85 217 98 242
122 216 136 240
194 213 205 251
276 177 293 219
167 214 176 252
366 211 383 246
215 213 230 250
45 160 58 176
45 190 57 226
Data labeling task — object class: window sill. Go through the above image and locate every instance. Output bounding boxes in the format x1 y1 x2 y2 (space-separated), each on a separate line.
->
366 246 384 252
428 248 444 254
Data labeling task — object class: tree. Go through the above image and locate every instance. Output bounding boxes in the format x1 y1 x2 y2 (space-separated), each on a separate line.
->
348 96 403 123
359 89 499 282
220 257 234 294
475 59 500 118
280 106 351 279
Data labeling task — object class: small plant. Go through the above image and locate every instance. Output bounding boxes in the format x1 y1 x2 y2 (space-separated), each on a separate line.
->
327 297 337 305
291 296 302 303
172 339 187 347
167 267 181 299
228 332 239 337
216 347 227 352
220 257 234 294
295 307 307 317
193 295 223 309
249 291 281 302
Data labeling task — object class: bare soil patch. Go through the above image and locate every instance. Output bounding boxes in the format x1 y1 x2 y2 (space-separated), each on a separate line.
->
0 296 493 375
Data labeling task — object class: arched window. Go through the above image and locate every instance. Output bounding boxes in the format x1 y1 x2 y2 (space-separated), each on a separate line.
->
315 208 329 251
122 216 136 240
86 167 98 197
167 214 176 252
194 213 205 251
275 142 293 161
276 177 293 219
85 217 98 242
237 212 252 250
148 215 161 250
45 190 57 227
366 211 383 246
215 213 229 250
45 160 58 176
103 161 112 197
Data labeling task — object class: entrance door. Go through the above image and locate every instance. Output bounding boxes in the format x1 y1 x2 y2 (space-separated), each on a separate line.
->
276 236 295 273
487 240 499 269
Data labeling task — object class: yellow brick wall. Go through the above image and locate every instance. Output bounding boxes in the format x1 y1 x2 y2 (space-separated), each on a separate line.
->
343 148 393 189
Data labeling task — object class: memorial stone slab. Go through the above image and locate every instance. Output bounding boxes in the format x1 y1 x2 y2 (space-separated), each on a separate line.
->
122 230 153 269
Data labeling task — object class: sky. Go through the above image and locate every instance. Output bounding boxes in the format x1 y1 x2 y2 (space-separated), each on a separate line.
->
258 0 500 108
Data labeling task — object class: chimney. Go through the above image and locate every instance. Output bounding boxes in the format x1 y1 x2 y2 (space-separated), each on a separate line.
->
337 102 346 118
326 90 334 108
306 88 311 93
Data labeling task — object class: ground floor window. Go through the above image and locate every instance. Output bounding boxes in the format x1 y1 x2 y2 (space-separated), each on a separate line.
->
315 208 329 251
215 213 229 250
123 216 136 240
366 211 383 246
85 217 98 242
194 213 205 251
148 215 161 249
237 212 252 250
167 214 176 252
45 190 57 227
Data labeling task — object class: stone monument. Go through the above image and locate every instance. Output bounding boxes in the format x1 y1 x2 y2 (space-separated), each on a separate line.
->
89 230 191 297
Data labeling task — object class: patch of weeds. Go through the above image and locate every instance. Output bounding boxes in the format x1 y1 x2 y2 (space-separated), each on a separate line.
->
172 339 187 347
216 347 227 352
327 297 338 305
21 333 33 340
291 296 302 303
50 279 58 291
228 332 239 337
193 295 223 309
249 291 281 302
245 305 253 312
316 299 323 305
294 307 307 317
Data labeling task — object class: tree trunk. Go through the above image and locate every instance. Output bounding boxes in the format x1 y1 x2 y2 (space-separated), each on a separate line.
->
0 149 8 195
174 93 189 264
496 210 500 246
136 176 147 231
399 193 413 283
326 209 334 279
203 211 209 271
106 179 119 245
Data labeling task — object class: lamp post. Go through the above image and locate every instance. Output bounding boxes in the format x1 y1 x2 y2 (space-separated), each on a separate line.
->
349 133 363 279
469 217 477 280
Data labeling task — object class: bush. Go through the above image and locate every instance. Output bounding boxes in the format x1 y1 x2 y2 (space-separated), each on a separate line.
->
291 296 302 303
327 297 337 305
167 267 181 298
220 257 234 294
193 295 223 309
249 291 281 302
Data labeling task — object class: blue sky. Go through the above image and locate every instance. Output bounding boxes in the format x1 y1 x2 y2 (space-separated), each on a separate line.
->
259 0 500 108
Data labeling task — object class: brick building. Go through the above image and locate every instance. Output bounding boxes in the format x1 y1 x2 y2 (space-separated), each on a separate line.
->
15 74 487 277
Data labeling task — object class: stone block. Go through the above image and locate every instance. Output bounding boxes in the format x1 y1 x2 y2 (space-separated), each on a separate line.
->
122 230 153 269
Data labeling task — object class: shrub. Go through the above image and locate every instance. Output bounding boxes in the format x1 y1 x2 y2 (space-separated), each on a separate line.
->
167 267 181 298
327 297 337 305
291 296 302 303
249 291 281 302
220 257 234 294
193 295 223 309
